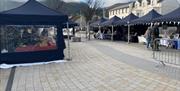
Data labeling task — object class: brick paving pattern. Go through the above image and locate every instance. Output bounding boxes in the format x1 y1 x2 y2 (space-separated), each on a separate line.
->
0 69 11 91
0 40 180 91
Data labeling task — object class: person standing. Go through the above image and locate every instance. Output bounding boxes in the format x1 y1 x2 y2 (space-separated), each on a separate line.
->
144 27 152 48
152 24 160 51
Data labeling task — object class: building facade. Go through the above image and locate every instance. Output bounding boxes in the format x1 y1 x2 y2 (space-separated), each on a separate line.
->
108 0 180 19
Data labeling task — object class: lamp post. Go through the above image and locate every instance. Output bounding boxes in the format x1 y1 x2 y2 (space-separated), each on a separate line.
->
98 24 101 32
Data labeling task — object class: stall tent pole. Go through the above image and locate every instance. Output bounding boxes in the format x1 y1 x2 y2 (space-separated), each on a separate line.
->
111 25 114 41
98 25 101 31
127 21 130 44
66 22 71 61
88 22 90 40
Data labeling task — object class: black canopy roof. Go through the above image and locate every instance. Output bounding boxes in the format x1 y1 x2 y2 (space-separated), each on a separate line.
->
90 17 107 27
153 7 180 22
115 13 138 25
0 0 68 25
101 16 121 26
131 9 161 25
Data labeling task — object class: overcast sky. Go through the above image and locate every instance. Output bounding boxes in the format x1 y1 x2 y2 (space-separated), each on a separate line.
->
12 0 131 7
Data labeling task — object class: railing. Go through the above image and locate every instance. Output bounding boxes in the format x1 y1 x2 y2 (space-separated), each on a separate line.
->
153 38 180 66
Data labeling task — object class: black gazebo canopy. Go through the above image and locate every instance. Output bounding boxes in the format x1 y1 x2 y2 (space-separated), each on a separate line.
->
131 9 161 25
115 13 139 26
153 7 180 22
0 0 68 64
101 16 121 26
0 0 67 25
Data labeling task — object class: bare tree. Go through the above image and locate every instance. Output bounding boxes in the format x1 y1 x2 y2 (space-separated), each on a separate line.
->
81 0 103 40
44 0 64 11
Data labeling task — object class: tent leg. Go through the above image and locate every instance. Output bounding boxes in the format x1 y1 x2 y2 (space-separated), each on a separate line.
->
128 24 130 44
66 22 72 61
98 26 101 31
111 26 114 41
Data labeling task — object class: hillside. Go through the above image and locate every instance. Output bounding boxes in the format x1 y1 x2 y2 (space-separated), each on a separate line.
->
60 2 88 15
0 0 104 20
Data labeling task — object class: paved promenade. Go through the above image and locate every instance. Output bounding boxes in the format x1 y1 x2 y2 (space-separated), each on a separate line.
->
0 39 180 91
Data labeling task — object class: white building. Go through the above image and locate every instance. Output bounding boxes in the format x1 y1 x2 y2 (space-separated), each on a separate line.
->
108 0 180 19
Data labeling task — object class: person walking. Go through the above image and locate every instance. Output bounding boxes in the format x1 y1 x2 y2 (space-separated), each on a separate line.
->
144 27 152 48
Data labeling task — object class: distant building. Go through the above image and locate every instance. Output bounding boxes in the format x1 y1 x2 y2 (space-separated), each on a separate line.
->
108 2 132 19
108 0 180 19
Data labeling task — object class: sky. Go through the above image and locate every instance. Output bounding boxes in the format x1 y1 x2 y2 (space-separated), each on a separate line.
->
12 0 131 7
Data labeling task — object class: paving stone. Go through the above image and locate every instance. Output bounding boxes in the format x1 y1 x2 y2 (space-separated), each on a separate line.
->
1 39 180 91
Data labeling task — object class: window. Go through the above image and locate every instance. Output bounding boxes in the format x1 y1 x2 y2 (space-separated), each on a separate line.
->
127 8 129 13
151 0 156 5
137 13 140 17
137 4 139 7
117 10 119 14
151 0 154 5
142 2 145 7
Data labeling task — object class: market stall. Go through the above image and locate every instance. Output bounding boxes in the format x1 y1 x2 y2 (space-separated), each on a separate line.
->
0 0 68 64
100 16 121 41
115 13 139 43
153 7 180 49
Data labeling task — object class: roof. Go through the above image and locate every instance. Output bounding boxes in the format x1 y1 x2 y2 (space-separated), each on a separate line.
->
131 9 161 25
133 0 164 7
153 7 180 22
2 0 63 16
158 0 164 3
137 0 164 3
115 13 139 25
101 16 121 26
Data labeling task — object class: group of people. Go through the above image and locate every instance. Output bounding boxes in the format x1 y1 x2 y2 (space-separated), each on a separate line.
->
94 30 104 40
144 25 180 50
94 29 114 40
